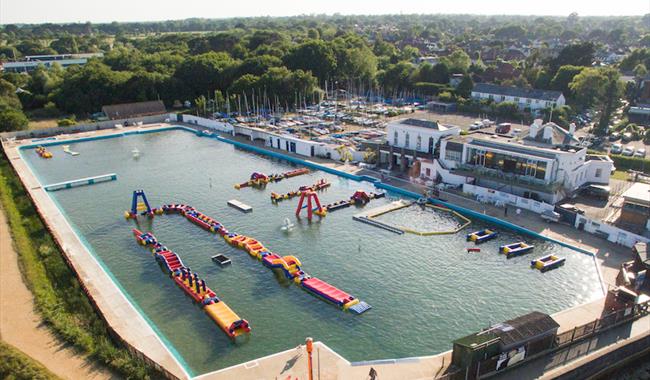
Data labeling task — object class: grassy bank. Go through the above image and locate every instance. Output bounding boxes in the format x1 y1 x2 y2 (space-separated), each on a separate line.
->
0 341 61 380
0 153 155 379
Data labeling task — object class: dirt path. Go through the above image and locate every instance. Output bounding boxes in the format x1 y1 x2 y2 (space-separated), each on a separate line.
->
0 207 115 380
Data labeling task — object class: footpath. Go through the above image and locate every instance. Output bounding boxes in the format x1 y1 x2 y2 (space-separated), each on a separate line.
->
0 207 115 380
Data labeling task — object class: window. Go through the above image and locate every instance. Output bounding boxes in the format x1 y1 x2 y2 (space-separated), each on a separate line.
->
526 99 532 104
595 168 602 178
500 96 506 101
393 131 398 145
416 135 422 151
514 97 520 103
405 132 410 148
445 150 462 162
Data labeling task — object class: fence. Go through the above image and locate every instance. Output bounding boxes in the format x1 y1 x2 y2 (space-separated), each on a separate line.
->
555 299 650 348
462 183 556 215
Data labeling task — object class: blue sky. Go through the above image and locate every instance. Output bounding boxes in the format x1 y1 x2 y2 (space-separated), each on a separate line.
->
1 0 648 24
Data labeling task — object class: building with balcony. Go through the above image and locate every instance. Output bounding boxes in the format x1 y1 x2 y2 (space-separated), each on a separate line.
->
427 120 614 204
471 83 565 112
620 183 650 232
383 118 461 171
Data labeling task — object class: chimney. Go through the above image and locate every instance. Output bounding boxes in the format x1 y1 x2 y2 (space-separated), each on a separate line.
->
529 121 541 138
569 123 576 135
543 125 553 141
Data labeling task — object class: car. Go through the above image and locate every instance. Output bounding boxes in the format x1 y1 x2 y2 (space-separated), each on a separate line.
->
622 132 633 142
609 132 621 141
622 146 635 156
581 184 610 200
634 148 647 158
469 122 481 131
559 203 585 214
610 143 623 154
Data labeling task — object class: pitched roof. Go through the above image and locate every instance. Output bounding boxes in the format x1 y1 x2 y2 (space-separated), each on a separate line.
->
102 100 166 120
473 83 563 102
454 311 559 349
494 311 559 347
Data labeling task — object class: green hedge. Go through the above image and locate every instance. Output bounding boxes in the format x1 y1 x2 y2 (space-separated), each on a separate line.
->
608 154 650 174
0 341 61 380
0 154 154 379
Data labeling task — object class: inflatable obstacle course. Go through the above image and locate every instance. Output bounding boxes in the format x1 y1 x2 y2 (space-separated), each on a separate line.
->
321 190 386 214
131 229 251 339
466 229 498 244
155 203 371 314
124 190 159 219
35 146 53 159
531 254 565 272
500 242 534 258
270 179 330 203
234 168 309 189
44 173 117 192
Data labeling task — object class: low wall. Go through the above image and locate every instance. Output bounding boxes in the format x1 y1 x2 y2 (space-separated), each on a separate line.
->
462 183 556 215
575 214 649 248
0 114 172 140
179 114 234 134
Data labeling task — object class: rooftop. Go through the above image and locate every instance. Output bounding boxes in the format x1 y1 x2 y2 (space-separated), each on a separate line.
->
473 83 563 102
393 118 455 131
622 183 650 205
454 311 559 349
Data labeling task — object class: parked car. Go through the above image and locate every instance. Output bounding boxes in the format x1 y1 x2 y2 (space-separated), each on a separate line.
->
469 122 482 131
634 148 647 158
622 132 633 142
610 143 623 154
622 146 635 156
609 132 621 141
580 184 610 200
559 204 585 214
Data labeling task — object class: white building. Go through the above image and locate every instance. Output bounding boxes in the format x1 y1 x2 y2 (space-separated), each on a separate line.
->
1 53 103 73
384 118 460 170
427 120 614 204
471 83 565 111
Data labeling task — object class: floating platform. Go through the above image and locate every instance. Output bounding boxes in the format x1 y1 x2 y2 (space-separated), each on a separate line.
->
62 145 80 156
352 215 404 234
227 199 252 213
531 254 566 272
211 254 231 266
44 173 117 191
348 301 372 314
466 229 498 244
500 242 534 258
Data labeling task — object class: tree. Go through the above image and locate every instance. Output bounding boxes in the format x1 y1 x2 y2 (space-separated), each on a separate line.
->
455 75 474 98
441 49 471 73
549 42 595 74
195 95 207 116
283 40 336 82
416 62 449 84
570 67 623 135
0 108 28 132
173 52 237 99
0 79 23 111
550 65 584 99
363 148 376 164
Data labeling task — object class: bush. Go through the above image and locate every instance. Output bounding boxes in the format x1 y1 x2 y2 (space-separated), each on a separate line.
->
0 108 29 132
0 155 154 379
56 117 76 127
0 341 59 380
608 154 650 174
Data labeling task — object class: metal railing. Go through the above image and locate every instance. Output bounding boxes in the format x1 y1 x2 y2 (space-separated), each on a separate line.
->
555 299 650 347
454 164 563 192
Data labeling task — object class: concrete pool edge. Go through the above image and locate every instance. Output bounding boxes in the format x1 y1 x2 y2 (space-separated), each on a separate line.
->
4 124 608 378
4 126 193 379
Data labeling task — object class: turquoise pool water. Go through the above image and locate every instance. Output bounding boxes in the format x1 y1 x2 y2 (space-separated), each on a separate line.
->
21 129 603 375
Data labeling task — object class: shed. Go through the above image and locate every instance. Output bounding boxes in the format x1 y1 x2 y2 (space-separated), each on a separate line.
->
102 100 166 120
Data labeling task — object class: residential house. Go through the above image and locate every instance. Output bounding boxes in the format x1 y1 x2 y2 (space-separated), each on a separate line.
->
471 83 565 112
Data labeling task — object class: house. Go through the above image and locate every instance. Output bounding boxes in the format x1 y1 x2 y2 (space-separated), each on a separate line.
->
620 183 650 231
471 83 565 112
428 119 614 204
628 106 650 125
102 100 167 120
452 311 559 377
383 118 460 171
1 53 103 73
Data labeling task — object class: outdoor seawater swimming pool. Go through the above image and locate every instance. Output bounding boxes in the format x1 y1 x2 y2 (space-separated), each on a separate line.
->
21 128 603 375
